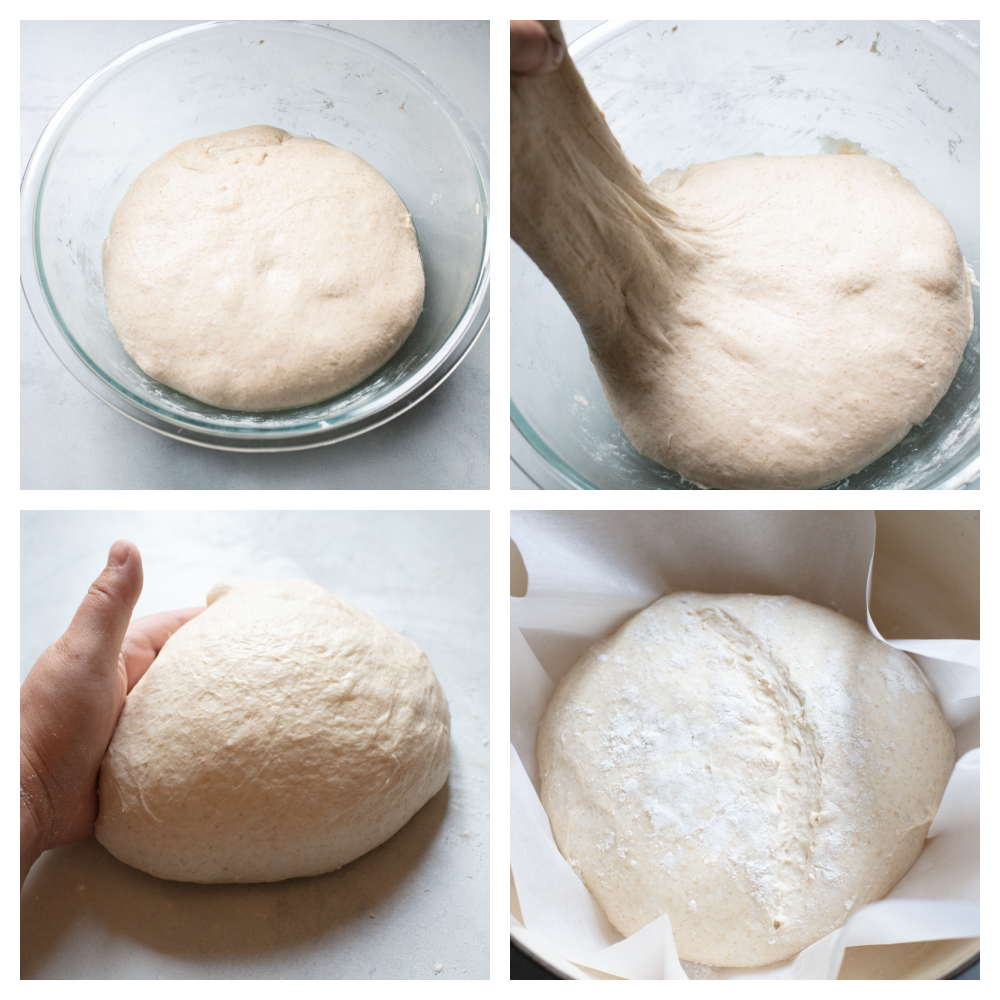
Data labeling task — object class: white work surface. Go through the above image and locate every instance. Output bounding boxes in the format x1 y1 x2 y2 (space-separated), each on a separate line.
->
21 21 489 490
509 20 979 492
21 511 489 979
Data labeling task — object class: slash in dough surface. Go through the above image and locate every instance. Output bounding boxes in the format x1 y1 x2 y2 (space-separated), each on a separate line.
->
511 24 974 489
104 125 425 411
96 577 451 884
537 592 955 967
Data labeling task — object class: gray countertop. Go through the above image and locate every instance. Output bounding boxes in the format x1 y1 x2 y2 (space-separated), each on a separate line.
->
21 510 489 979
21 21 489 490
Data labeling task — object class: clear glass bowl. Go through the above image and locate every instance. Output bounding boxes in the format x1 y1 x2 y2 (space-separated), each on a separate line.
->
511 20 978 489
22 20 489 451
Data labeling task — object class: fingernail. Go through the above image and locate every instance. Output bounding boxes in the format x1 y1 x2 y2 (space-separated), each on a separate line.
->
107 540 130 568
546 39 564 72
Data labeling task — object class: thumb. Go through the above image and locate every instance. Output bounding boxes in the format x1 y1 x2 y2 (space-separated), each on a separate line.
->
54 541 144 680
511 21 564 76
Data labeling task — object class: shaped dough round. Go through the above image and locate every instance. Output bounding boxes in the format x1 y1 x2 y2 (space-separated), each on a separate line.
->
537 592 954 967
96 578 450 883
104 125 425 411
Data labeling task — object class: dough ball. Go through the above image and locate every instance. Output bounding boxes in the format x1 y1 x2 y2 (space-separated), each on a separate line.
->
96 578 450 883
103 125 425 411
537 592 954 967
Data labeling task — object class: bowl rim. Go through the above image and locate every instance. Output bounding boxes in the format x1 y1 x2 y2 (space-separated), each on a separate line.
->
21 19 490 452
509 18 979 491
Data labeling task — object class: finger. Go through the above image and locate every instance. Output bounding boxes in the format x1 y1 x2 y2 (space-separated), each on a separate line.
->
51 541 143 686
120 607 205 691
511 20 564 76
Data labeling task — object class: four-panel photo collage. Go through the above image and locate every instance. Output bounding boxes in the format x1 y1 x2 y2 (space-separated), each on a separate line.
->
20 19 980 982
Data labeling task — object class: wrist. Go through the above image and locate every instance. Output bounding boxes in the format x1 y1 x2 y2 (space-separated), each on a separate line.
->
20 745 51 887
21 800 44 887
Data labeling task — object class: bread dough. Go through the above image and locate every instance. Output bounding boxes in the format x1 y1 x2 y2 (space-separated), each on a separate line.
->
511 25 974 489
103 126 425 411
95 578 450 883
537 592 955 967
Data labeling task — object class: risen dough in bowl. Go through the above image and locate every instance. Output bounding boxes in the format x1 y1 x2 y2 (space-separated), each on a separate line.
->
103 126 425 411
96 577 450 883
537 592 955 967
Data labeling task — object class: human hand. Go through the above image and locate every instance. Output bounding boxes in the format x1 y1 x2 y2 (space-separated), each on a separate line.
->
511 20 564 76
20 541 203 886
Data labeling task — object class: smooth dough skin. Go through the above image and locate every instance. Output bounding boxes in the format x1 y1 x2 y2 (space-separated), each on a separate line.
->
537 592 955 968
95 578 450 883
511 23 974 489
103 125 425 411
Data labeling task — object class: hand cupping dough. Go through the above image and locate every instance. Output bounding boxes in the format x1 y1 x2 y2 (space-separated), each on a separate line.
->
103 125 425 411
96 578 450 884
537 592 955 967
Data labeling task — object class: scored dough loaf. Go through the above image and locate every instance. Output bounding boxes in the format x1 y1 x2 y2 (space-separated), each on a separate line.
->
537 592 955 967
96 578 450 883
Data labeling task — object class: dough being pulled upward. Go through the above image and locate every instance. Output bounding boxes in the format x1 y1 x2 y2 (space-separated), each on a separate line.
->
104 126 425 411
537 592 955 967
96 578 450 883
511 25 974 489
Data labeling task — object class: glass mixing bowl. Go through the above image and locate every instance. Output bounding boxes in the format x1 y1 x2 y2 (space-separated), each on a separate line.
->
22 20 489 451
511 20 978 489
